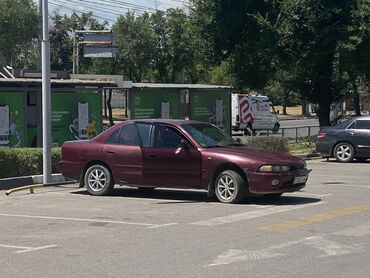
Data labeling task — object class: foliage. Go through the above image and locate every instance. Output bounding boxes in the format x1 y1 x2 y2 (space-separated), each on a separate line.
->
238 136 289 153
0 147 61 178
49 12 109 72
0 0 40 66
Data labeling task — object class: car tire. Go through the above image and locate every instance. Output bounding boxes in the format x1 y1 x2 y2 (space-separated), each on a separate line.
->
334 143 355 163
84 164 114 196
137 187 155 191
272 123 280 134
244 125 254 136
214 170 246 204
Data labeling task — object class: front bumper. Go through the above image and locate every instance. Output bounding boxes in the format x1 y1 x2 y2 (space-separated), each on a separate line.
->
246 168 310 194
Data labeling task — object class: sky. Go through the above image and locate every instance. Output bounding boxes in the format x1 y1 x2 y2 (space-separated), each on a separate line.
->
41 0 185 25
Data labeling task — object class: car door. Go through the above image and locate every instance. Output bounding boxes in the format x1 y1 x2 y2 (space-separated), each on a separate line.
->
103 123 142 184
349 120 370 157
141 124 202 188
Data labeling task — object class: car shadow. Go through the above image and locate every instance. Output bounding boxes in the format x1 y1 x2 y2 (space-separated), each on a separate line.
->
72 188 321 206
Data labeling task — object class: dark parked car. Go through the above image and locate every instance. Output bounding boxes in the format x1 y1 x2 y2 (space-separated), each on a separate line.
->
316 116 370 162
60 120 309 203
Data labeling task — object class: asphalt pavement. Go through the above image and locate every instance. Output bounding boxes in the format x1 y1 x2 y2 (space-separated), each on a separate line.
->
1 159 370 278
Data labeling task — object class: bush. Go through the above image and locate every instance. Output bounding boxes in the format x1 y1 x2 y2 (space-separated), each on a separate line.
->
0 147 61 178
237 136 289 153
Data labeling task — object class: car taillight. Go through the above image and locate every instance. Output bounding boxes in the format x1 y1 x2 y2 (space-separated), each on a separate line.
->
317 132 327 138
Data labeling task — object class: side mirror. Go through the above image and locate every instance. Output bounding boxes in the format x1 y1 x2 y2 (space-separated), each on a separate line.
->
175 140 189 155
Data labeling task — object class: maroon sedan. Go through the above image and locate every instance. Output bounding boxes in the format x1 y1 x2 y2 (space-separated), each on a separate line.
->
59 120 309 203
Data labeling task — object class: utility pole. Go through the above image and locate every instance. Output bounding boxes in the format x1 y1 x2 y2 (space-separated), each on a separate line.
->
37 0 42 71
41 0 52 184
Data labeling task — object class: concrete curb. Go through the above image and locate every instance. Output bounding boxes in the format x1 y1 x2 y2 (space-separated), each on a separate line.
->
294 153 322 160
0 174 74 191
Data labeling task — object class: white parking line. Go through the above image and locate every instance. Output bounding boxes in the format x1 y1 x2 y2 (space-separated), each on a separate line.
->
190 201 325 226
0 244 58 254
0 213 176 229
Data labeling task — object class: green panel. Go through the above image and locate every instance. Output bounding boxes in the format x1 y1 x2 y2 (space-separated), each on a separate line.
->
190 90 231 134
51 92 102 147
0 92 25 147
130 90 180 119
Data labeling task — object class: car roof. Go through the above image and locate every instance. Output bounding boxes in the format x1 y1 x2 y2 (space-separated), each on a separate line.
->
128 119 208 126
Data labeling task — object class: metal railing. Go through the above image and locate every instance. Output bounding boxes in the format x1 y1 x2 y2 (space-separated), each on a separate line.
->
260 125 320 142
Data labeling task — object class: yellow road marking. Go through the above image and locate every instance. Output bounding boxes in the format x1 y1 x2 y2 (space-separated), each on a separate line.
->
260 205 370 232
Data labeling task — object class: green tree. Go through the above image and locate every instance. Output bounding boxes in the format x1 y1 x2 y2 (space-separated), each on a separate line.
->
49 12 108 72
0 0 40 66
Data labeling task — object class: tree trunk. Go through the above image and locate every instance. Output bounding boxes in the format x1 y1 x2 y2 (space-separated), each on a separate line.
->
316 82 332 127
352 82 361 116
301 98 308 116
282 89 288 115
107 89 114 126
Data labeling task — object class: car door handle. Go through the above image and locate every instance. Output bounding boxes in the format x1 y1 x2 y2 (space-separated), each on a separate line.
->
346 132 355 136
148 154 158 158
107 151 115 154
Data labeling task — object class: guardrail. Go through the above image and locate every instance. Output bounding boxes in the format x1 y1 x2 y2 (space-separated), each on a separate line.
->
261 125 320 142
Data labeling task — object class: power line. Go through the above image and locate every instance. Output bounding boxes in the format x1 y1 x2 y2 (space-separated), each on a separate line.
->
49 1 115 22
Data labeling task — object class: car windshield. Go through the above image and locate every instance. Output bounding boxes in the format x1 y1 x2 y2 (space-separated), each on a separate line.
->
182 123 240 148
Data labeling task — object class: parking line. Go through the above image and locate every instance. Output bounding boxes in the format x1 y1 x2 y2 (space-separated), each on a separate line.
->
260 204 370 232
0 244 58 254
190 201 325 226
0 213 176 229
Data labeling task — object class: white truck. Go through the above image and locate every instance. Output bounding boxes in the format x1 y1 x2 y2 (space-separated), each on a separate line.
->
231 94 280 135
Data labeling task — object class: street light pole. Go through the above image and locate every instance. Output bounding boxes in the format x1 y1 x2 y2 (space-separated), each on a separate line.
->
41 0 52 184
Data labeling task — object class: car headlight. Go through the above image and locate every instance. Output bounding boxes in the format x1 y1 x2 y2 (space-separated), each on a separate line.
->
259 165 291 172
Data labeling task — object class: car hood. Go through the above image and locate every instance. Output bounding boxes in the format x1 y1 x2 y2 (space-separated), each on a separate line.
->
204 146 303 165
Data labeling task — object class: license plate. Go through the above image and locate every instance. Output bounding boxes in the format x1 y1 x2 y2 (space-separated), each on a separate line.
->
293 176 308 184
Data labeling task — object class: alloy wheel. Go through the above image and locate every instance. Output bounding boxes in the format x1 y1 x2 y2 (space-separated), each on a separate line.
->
87 168 107 192
216 174 236 201
336 145 352 161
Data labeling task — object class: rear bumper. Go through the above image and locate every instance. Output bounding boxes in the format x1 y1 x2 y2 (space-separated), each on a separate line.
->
246 168 309 194
59 161 84 180
315 141 333 157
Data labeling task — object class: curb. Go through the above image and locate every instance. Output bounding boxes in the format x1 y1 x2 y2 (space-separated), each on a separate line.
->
0 174 75 191
294 153 322 160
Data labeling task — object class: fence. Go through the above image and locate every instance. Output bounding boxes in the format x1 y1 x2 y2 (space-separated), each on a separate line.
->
262 125 320 143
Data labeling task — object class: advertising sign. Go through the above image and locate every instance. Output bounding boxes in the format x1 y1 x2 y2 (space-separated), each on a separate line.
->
51 92 102 146
130 91 180 120
190 90 231 134
0 92 25 147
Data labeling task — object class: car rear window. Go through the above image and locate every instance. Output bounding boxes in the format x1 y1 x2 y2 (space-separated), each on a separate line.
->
355 120 370 130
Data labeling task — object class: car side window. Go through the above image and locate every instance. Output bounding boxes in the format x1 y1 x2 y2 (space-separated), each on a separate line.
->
355 120 370 130
106 128 120 144
152 125 182 148
136 123 151 147
118 124 140 146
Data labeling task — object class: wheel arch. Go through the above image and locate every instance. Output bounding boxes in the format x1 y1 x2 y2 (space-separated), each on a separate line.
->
207 163 249 196
331 141 356 157
79 160 114 187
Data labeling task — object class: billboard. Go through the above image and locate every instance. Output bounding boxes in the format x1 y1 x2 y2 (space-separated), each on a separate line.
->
51 92 102 147
0 92 25 147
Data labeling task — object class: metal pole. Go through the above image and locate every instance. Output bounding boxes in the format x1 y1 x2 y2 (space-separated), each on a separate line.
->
37 0 42 71
76 42 80 74
41 0 52 184
72 32 76 74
